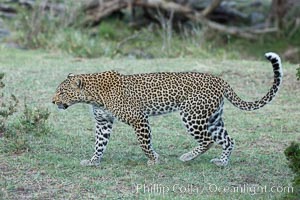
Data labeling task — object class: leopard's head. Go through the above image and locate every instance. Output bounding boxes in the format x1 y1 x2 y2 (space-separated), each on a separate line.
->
52 73 86 110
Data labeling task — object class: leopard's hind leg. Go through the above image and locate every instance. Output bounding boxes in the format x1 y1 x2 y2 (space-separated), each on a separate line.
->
208 101 235 167
179 105 214 162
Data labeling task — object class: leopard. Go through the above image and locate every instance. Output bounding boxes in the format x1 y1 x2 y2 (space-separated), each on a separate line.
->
52 52 282 167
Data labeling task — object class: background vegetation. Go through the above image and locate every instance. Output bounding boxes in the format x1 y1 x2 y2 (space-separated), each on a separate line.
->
0 0 299 199
284 142 300 199
0 0 300 60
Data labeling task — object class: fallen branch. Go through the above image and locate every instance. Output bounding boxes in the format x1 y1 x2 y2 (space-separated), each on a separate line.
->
83 0 127 25
201 0 223 17
0 3 17 13
134 0 257 40
133 0 193 14
248 27 278 34
81 0 276 40
202 18 257 39
116 31 141 50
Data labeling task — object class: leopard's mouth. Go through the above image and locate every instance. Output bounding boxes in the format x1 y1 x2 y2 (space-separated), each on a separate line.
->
55 103 69 110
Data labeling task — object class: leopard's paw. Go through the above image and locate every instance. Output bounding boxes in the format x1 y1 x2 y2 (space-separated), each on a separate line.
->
147 154 159 166
147 159 159 166
80 159 100 167
210 158 228 167
179 152 197 162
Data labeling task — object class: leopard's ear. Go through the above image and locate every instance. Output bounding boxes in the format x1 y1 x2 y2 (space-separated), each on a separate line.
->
68 73 75 78
76 78 84 89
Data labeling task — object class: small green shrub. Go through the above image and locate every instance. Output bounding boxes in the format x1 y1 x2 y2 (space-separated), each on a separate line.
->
296 66 300 80
18 104 51 137
0 73 18 136
0 73 25 153
2 104 52 153
284 142 300 199
2 129 30 154
0 73 53 154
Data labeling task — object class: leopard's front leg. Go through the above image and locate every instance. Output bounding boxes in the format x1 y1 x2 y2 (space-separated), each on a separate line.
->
80 106 114 166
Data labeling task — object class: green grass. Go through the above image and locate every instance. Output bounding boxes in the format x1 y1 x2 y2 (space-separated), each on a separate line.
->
0 47 299 199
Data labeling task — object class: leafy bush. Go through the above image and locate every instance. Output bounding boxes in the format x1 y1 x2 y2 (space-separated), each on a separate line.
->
0 73 53 153
0 73 18 136
284 142 300 199
1 104 52 154
14 104 51 137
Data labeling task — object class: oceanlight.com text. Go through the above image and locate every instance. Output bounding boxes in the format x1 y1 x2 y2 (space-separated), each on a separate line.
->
135 183 294 196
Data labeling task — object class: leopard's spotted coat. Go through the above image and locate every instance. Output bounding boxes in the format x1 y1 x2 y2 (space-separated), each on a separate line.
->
52 53 282 167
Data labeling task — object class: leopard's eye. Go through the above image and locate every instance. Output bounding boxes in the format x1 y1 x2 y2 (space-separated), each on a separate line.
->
57 91 64 96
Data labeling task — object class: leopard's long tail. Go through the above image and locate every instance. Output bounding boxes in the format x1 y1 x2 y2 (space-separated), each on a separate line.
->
224 52 283 111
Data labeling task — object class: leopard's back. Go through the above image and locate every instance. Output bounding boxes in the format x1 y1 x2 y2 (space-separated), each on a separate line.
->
121 72 225 116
